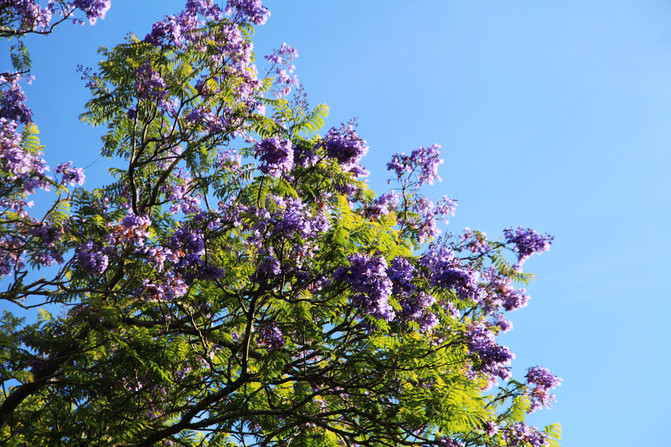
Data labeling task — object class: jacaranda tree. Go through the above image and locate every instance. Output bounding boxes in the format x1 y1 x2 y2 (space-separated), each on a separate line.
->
0 1 562 446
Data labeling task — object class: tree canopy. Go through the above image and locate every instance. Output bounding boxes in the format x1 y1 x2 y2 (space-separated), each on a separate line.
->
0 1 561 446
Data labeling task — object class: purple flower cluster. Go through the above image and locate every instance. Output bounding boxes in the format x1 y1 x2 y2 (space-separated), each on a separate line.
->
0 0 109 35
525 366 562 412
0 236 24 277
104 212 151 248
274 197 330 240
26 222 64 267
166 168 201 214
133 63 170 108
185 0 224 20
421 245 483 302
414 196 457 243
1 77 33 124
482 421 499 437
265 43 299 97
456 228 491 254
495 314 513 333
0 118 50 194
225 0 270 25
1 0 53 33
138 246 173 273
364 191 400 220
168 226 223 282
437 437 464 447
503 226 553 265
169 185 201 215
436 266 482 301
169 226 204 255
467 323 514 383
56 161 85 186
387 144 444 186
388 257 437 331
144 1 224 47
502 288 528 311
257 323 284 350
1 118 33 177
255 137 294 177
504 422 549 447
334 253 395 322
141 277 188 301
76 240 110 275
186 107 230 134
321 123 369 177
120 213 151 230
145 14 192 48
71 0 111 25
480 269 529 314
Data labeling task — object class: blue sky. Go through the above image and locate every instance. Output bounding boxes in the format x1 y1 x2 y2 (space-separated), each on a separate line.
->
9 1 671 445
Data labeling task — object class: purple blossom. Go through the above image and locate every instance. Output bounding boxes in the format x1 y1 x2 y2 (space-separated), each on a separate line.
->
434 266 482 301
167 171 202 214
413 195 457 243
163 276 189 299
457 227 491 254
0 79 33 124
387 257 437 330
104 213 151 248
495 314 513 333
273 197 330 240
387 257 416 298
121 213 151 230
334 253 395 321
482 421 499 437
1 118 33 177
503 226 553 265
467 323 514 382
169 227 205 256
255 137 294 177
0 237 25 277
444 300 461 319
387 144 443 186
2 0 53 32
265 43 299 97
502 288 529 311
257 323 284 350
186 107 229 133
226 0 270 25
1 116 51 195
185 0 224 20
145 15 186 47
526 366 562 412
422 246 483 302
71 0 111 25
480 270 529 314
255 248 281 277
504 423 549 447
364 191 400 219
56 161 85 186
264 42 298 65
138 246 176 273
437 437 463 447
166 226 225 282
134 63 170 107
77 240 109 275
321 123 369 176
28 223 61 246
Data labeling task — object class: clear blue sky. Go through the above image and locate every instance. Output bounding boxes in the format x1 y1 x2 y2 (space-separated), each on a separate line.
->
10 1 671 446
